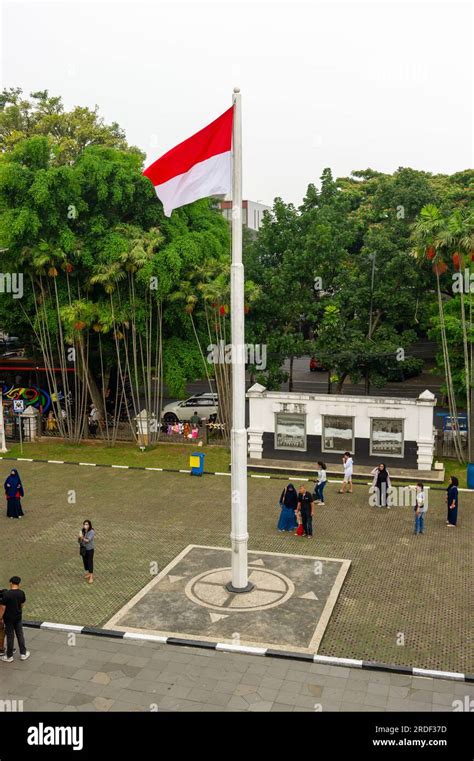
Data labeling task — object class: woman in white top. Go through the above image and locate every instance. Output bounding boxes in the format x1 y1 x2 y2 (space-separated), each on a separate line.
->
339 452 353 494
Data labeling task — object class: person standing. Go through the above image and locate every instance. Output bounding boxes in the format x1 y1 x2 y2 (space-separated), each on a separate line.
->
446 476 459 527
339 452 353 494
190 410 202 427
0 576 30 663
414 482 426 534
371 463 391 508
297 486 314 538
88 405 99 437
277 483 298 532
0 588 5 656
78 520 95 583
46 410 57 433
0 588 15 658
4 469 24 519
314 461 327 505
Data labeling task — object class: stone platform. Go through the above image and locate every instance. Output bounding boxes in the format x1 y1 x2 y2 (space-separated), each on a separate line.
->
106 545 350 653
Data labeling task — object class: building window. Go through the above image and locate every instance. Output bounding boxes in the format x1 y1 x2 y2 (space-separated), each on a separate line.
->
275 412 306 452
370 418 404 458
322 415 354 453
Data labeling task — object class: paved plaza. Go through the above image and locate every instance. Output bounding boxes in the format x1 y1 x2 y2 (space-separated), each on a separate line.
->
1 628 473 713
0 461 472 673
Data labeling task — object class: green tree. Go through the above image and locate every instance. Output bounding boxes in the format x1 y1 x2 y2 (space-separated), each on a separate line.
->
0 90 230 442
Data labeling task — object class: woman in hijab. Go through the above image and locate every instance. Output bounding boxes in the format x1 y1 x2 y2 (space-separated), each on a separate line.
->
277 483 298 532
371 463 391 508
4 469 24 519
446 476 459 527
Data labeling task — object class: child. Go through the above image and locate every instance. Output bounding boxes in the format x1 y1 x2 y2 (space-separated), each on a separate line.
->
315 461 327 505
414 483 426 534
295 507 304 536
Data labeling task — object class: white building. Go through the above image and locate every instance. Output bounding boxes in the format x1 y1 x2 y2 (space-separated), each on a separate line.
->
247 385 436 471
218 199 271 231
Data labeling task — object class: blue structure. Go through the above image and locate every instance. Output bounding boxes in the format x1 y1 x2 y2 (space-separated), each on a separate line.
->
441 414 468 432
467 463 474 490
190 452 205 476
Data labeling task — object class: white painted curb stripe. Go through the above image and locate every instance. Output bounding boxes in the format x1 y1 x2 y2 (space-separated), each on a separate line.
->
17 458 34 461
23 622 470 681
47 460 64 464
123 632 168 644
79 462 96 466
214 472 231 476
216 643 267 655
412 668 464 681
40 622 84 633
314 655 363 668
145 467 163 471
111 464 129 469
179 469 191 473
250 474 271 479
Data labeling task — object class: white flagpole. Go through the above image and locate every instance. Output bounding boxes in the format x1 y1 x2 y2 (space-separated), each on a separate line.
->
227 87 252 593
0 393 8 453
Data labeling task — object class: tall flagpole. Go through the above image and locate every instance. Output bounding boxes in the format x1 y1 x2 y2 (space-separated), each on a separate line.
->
0 394 8 453
227 87 253 593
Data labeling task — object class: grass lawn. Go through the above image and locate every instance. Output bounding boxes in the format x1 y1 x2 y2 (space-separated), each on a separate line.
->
5 441 472 490
437 458 470 488
5 440 231 473
0 461 472 673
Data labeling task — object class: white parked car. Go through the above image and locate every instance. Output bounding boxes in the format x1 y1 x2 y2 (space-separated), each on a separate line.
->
161 393 218 424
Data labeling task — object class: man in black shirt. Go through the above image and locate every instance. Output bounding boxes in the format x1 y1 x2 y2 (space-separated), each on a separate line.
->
297 486 314 538
0 589 5 655
0 576 29 662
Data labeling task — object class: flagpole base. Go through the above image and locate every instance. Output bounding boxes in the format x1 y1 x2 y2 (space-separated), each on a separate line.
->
225 581 254 594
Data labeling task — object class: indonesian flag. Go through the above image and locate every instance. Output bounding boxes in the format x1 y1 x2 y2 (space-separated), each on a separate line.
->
143 106 233 217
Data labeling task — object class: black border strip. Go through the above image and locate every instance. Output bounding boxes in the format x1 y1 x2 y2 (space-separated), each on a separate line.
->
81 626 125 639
362 660 413 674
266 649 314 662
0 454 452 488
166 637 217 649
23 621 469 681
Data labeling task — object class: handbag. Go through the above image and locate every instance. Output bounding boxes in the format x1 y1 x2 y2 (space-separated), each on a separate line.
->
79 544 87 557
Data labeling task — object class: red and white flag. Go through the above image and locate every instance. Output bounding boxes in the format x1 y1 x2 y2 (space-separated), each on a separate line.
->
143 106 233 217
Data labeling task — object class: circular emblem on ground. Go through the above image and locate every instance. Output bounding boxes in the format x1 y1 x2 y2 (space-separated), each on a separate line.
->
185 566 295 612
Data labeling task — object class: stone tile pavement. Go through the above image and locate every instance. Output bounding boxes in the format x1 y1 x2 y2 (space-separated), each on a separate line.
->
1 629 472 713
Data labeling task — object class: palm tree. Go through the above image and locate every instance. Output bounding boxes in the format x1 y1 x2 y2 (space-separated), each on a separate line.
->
19 244 85 441
89 226 164 444
412 205 472 462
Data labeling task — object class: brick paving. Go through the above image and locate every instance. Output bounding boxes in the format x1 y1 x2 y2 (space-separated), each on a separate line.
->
0 462 472 672
1 630 472 713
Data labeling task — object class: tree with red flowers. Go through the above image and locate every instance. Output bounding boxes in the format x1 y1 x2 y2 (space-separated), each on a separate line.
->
412 205 474 462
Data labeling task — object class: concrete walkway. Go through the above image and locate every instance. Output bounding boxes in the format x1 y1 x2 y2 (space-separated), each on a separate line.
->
1 629 472 712
247 458 445 482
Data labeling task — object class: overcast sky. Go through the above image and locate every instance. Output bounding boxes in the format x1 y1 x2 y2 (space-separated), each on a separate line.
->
1 0 472 206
